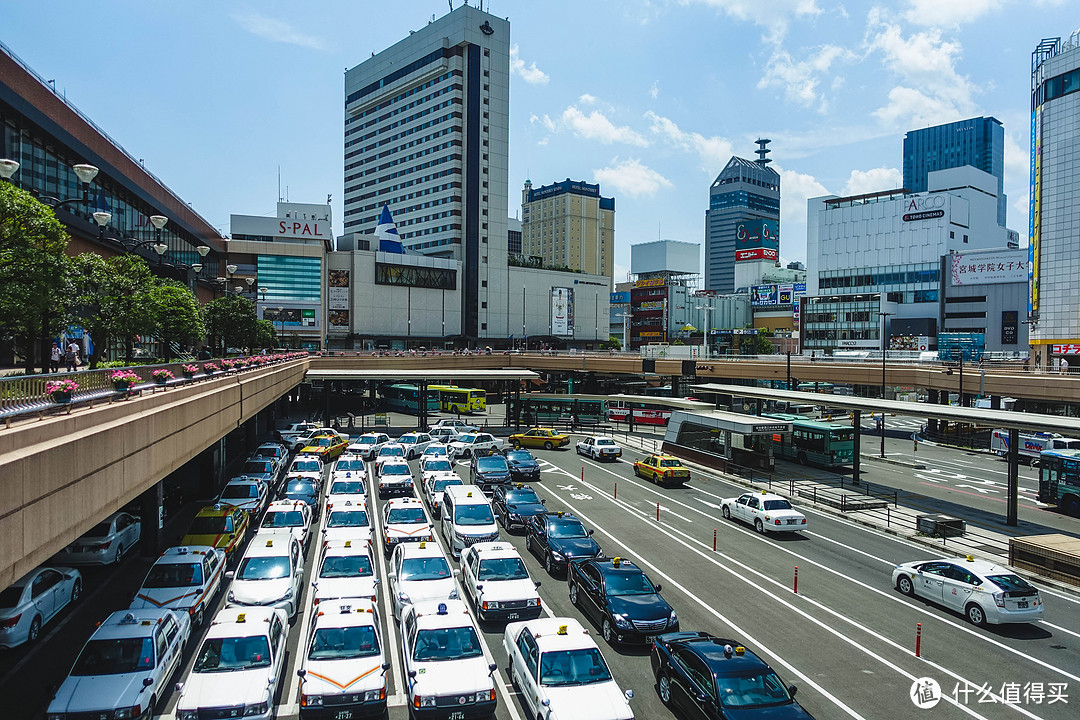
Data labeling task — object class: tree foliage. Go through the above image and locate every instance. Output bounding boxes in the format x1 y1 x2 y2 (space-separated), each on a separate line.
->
69 253 158 366
150 279 206 359
203 293 260 352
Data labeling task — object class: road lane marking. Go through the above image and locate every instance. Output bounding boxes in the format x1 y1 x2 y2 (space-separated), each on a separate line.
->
368 460 407 707
1039 620 1080 639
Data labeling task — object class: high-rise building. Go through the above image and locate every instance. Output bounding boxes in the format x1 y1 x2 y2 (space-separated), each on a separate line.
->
902 116 1006 226
705 141 780 293
520 179 615 278
1029 33 1080 370
343 4 509 339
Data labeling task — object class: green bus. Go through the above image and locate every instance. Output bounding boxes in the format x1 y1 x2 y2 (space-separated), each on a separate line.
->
380 384 441 414
518 396 607 425
758 413 855 468
1038 449 1080 516
430 385 487 414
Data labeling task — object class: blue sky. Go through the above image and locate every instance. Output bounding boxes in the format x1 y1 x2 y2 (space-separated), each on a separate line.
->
3 0 1074 280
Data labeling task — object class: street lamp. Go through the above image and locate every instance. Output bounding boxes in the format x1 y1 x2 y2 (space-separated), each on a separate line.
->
695 304 714 357
276 306 285 346
615 311 630 352
878 308 894 458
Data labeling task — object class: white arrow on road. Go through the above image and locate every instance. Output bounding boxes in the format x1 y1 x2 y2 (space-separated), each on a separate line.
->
953 484 1001 494
696 498 725 510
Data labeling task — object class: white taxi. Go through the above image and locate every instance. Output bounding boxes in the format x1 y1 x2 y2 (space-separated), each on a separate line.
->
218 477 270 517
420 457 458 487
398 432 435 460
130 545 226 626
448 432 504 461
226 531 305 620
297 600 390 719
313 539 379 605
175 607 288 720
720 491 807 533
382 498 434 555
378 459 415 499
576 435 623 461
290 455 325 476
326 475 368 518
503 617 634 720
330 454 367 483
401 600 498 718
419 443 450 466
422 471 464 520
388 541 458 621
892 555 1046 626
322 501 373 547
374 443 408 473
348 432 390 461
261 500 314 550
48 609 190 720
460 542 542 623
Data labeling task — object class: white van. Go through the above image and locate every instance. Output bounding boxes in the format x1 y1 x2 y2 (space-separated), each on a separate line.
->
440 485 499 560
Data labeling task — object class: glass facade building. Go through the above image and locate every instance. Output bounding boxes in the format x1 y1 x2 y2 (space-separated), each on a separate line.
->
902 116 1006 226
705 156 780 293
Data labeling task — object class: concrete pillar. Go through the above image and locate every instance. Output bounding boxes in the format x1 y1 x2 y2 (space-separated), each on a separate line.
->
926 389 939 434
852 410 861 484
139 480 163 558
990 395 1001 410
671 375 680 397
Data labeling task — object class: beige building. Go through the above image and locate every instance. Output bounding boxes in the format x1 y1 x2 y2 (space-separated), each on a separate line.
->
520 179 615 279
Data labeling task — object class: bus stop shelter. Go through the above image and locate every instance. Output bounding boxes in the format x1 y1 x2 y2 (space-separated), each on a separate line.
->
692 382 1080 526
662 409 793 471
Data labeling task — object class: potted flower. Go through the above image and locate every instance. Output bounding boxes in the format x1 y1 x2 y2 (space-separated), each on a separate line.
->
152 369 174 385
203 362 220 375
46 379 79 404
182 363 198 379
110 369 142 393
221 359 236 371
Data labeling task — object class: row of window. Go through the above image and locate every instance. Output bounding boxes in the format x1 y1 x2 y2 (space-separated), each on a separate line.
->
347 139 461 176
1041 66 1080 104
347 125 456 165
344 182 462 218
346 47 461 106
819 266 939 289
374 262 456 289
400 222 460 240
348 70 459 127
802 329 880 340
348 110 456 157
348 82 461 140
708 191 780 212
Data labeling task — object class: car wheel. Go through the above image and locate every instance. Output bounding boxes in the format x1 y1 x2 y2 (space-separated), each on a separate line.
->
525 534 533 552
27 615 42 643
194 605 205 627
754 519 764 534
897 575 915 597
722 505 731 520
658 673 672 705
71 579 82 603
545 552 554 574
114 544 123 564
569 583 579 606
966 602 987 627
602 617 613 643
544 441 554 450
797 451 808 465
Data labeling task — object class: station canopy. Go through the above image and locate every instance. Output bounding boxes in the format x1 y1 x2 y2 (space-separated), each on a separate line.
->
305 369 538 382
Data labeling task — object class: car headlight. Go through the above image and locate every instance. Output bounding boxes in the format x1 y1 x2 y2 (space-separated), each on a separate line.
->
177 711 198 720
47 714 66 720
475 690 495 702
550 551 565 561
527 597 541 607
227 590 236 602
364 688 384 702
612 614 633 629
244 701 269 716
277 588 294 603
419 695 437 708
669 610 678 624
449 588 459 600
113 707 139 720
397 591 411 605
301 693 323 707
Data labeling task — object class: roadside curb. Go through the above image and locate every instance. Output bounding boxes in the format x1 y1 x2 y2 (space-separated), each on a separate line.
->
859 453 926 469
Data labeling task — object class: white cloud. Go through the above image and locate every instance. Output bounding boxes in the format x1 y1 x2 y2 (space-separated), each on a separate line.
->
772 165 829 262
562 107 649 146
578 93 597 104
510 44 549 85
685 0 822 23
593 158 672 198
644 111 734 172
650 81 660 100
902 0 1002 27
529 113 556 132
841 167 903 196
1003 130 1029 228
758 44 850 111
231 12 326 50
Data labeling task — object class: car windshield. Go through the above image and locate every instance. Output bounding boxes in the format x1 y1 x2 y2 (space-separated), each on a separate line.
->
327 510 369 528
987 574 1036 592
399 557 451 581
336 459 365 472
605 571 656 596
659 460 683 468
263 511 305 528
425 446 448 456
387 507 426 524
383 465 411 476
236 555 290 581
243 461 271 474
320 555 373 579
309 625 380 660
193 636 272 672
71 637 155 675
222 484 258 500
477 558 529 581
294 459 321 471
399 436 418 445
144 562 202 588
506 489 541 504
256 447 281 459
188 516 228 534
0 587 23 608
455 504 495 526
313 437 335 447
539 648 612 686
379 447 404 457
477 457 508 472
597 439 616 446
284 481 318 496
506 451 533 463
331 481 365 495
432 477 463 492
549 519 587 539
458 434 478 443
717 670 794 708
412 626 482 661
357 436 377 445
425 460 453 473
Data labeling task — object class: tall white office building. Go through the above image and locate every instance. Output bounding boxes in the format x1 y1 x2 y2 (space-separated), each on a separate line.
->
343 4 510 340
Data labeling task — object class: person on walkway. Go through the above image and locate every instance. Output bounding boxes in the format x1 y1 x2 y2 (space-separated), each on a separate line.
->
65 340 79 372
50 342 61 373
1062 358 1070 375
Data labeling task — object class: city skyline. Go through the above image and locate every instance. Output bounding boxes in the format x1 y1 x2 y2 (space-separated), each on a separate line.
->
2 0 1072 280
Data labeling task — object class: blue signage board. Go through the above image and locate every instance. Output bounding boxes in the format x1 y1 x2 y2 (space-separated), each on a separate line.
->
610 291 630 304
937 332 985 362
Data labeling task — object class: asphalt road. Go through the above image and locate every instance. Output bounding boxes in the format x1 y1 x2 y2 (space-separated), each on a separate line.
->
4 426 1079 720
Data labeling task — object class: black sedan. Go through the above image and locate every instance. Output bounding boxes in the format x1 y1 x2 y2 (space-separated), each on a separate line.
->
505 449 541 482
523 511 603 575
492 484 547 531
470 453 511 494
278 478 321 521
651 632 814 719
568 557 678 645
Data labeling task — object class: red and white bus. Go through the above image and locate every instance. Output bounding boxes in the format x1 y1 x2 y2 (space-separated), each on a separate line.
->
607 395 714 426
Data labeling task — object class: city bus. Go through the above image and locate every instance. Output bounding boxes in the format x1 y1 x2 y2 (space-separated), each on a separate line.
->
430 385 487 414
517 395 608 425
1037 449 1080 516
380 383 441 414
607 395 715 426
756 413 855 468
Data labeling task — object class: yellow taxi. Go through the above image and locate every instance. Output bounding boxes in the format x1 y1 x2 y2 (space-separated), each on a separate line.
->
300 432 349 461
181 503 250 563
509 427 570 450
633 454 691 486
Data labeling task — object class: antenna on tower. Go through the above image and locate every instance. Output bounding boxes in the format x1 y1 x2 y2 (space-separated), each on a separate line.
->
277 166 282 202
754 139 772 166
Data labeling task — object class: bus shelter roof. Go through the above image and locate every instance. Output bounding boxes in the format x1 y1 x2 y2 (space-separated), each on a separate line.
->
305 369 538 382
692 383 1080 436
523 393 714 412
668 409 794 436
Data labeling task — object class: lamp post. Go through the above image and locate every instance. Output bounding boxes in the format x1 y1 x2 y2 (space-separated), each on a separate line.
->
695 304 714 357
878 308 894 458
276 306 285 347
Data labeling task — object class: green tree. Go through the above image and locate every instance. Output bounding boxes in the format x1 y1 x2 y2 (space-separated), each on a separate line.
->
606 334 622 351
0 183 71 373
203 294 259 355
69 253 158 367
252 319 276 349
150 279 205 360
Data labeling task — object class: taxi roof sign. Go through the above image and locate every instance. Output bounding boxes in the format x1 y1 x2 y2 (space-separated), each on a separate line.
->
237 613 247 623
557 624 568 635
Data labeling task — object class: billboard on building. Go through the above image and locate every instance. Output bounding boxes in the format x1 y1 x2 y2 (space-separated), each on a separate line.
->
328 269 350 310
551 287 574 336
750 284 778 306
634 277 667 288
328 310 350 328
630 240 699 275
734 219 779 262
610 291 630 304
950 251 1027 286
1029 105 1043 313
1001 311 1018 345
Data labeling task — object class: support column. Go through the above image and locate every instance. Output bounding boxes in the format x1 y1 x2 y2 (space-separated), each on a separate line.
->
927 389 939 434
723 430 733 460
139 480 163 558
671 375 680 397
513 385 521 431
1006 427 1019 526
418 382 429 430
852 409 861 484
322 380 331 427
990 395 1001 410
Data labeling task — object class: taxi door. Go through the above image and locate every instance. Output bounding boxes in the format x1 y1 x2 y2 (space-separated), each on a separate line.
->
511 628 542 716
741 495 761 524
940 564 977 612
573 564 604 625
916 563 947 603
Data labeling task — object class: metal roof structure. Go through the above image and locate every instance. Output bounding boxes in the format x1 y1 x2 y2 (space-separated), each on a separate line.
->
305 369 539 382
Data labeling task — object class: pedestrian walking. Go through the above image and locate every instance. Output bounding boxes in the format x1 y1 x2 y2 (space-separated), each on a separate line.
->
50 342 61 373
1062 358 1070 375
64 340 79 372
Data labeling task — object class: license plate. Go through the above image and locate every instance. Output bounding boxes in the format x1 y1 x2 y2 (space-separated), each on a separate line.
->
449 713 465 720
507 613 519 619
1017 601 1029 608
787 519 798 525
645 635 657 644
335 712 354 720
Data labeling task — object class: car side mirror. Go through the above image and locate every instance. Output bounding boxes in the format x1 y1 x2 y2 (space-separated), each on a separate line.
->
408 670 417 679
625 689 634 700
788 685 798 697
488 663 497 675
142 677 154 689
452 569 460 577
541 699 552 707
476 584 484 591
534 581 542 589
225 570 235 579
654 583 662 592
175 682 184 693
297 669 306 678
587 529 594 536
381 662 391 674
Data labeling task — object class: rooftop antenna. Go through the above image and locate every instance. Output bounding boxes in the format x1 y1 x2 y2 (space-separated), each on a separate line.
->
754 138 772 166
277 166 282 202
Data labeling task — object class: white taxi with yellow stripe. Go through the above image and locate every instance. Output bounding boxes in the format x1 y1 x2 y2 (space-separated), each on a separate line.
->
129 545 226 626
297 599 391 719
381 498 434 555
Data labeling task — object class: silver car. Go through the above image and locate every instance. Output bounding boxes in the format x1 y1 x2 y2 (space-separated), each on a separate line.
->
0 566 82 648
53 511 141 566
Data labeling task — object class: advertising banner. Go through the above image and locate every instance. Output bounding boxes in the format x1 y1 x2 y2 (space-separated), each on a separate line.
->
328 269 350 310
634 277 666 288
610 291 630 304
750 284 778 307
1053 344 1080 355
734 219 779 263
1030 106 1042 313
792 301 801 330
951 251 1027 286
551 287 574 336
778 284 793 305
328 310 350 329
1001 311 1018 345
